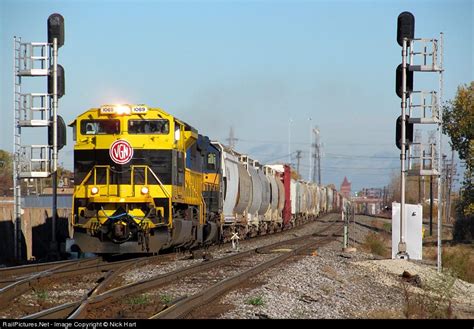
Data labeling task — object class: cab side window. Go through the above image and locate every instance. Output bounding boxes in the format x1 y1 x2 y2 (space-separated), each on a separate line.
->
128 120 169 134
80 120 120 135
207 153 216 171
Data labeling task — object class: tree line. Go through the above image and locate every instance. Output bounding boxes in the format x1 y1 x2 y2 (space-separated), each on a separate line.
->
443 81 474 241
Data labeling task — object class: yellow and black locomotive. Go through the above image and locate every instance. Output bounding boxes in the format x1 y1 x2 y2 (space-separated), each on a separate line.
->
69 104 221 253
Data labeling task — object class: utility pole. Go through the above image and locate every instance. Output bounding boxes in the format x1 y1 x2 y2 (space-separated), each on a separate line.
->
446 148 455 223
428 142 436 236
317 143 321 185
312 127 321 184
422 150 426 205
442 150 454 223
415 130 422 203
442 154 448 223
427 132 436 236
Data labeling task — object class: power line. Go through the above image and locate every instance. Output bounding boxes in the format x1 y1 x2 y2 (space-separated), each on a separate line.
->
298 163 398 170
261 151 297 163
322 171 394 176
237 138 392 147
248 150 398 160
325 153 398 159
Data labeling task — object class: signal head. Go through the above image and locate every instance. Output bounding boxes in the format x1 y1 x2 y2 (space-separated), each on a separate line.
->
397 11 415 46
48 13 65 48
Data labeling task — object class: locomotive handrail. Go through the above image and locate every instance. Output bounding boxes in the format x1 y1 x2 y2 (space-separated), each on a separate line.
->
76 168 94 188
145 166 171 199
130 165 144 197
74 165 111 196
200 193 206 225
76 165 171 199
75 165 113 196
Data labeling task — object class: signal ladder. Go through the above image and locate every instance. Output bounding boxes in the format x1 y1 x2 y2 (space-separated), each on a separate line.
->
13 37 54 260
405 35 444 178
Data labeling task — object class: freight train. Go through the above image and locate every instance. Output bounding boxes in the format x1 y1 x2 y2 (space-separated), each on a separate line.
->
66 104 349 254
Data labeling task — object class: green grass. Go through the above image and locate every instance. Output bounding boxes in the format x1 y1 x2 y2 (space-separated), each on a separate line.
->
35 289 48 300
247 296 264 306
160 294 173 304
126 294 149 305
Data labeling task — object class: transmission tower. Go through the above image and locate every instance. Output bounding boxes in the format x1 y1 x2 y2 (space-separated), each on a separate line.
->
226 126 239 150
295 150 302 175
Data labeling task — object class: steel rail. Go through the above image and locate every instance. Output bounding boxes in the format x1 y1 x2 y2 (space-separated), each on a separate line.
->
150 224 343 319
0 258 100 288
80 221 342 319
0 258 90 279
17 217 340 319
22 301 81 320
0 255 157 310
0 257 101 309
28 244 293 319
68 258 151 319
22 257 153 319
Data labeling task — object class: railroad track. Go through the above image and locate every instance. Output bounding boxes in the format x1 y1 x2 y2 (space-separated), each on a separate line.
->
153 222 344 319
0 254 168 316
0 258 94 281
19 219 342 319
0 214 341 319
21 257 153 319
0 257 101 289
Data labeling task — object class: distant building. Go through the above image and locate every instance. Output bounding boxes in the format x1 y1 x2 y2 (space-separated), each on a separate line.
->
340 176 351 198
41 187 74 195
359 187 383 199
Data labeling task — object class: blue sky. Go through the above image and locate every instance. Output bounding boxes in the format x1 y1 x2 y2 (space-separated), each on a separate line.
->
1 0 472 193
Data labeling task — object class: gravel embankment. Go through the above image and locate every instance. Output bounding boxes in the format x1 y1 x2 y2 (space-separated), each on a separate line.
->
123 214 342 284
214 216 474 319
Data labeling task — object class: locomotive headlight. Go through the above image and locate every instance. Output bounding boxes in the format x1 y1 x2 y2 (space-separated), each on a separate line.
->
141 186 149 195
115 105 131 115
91 186 99 195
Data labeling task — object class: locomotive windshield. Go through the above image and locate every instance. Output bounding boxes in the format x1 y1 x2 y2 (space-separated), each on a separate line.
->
80 119 120 135
128 119 169 134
